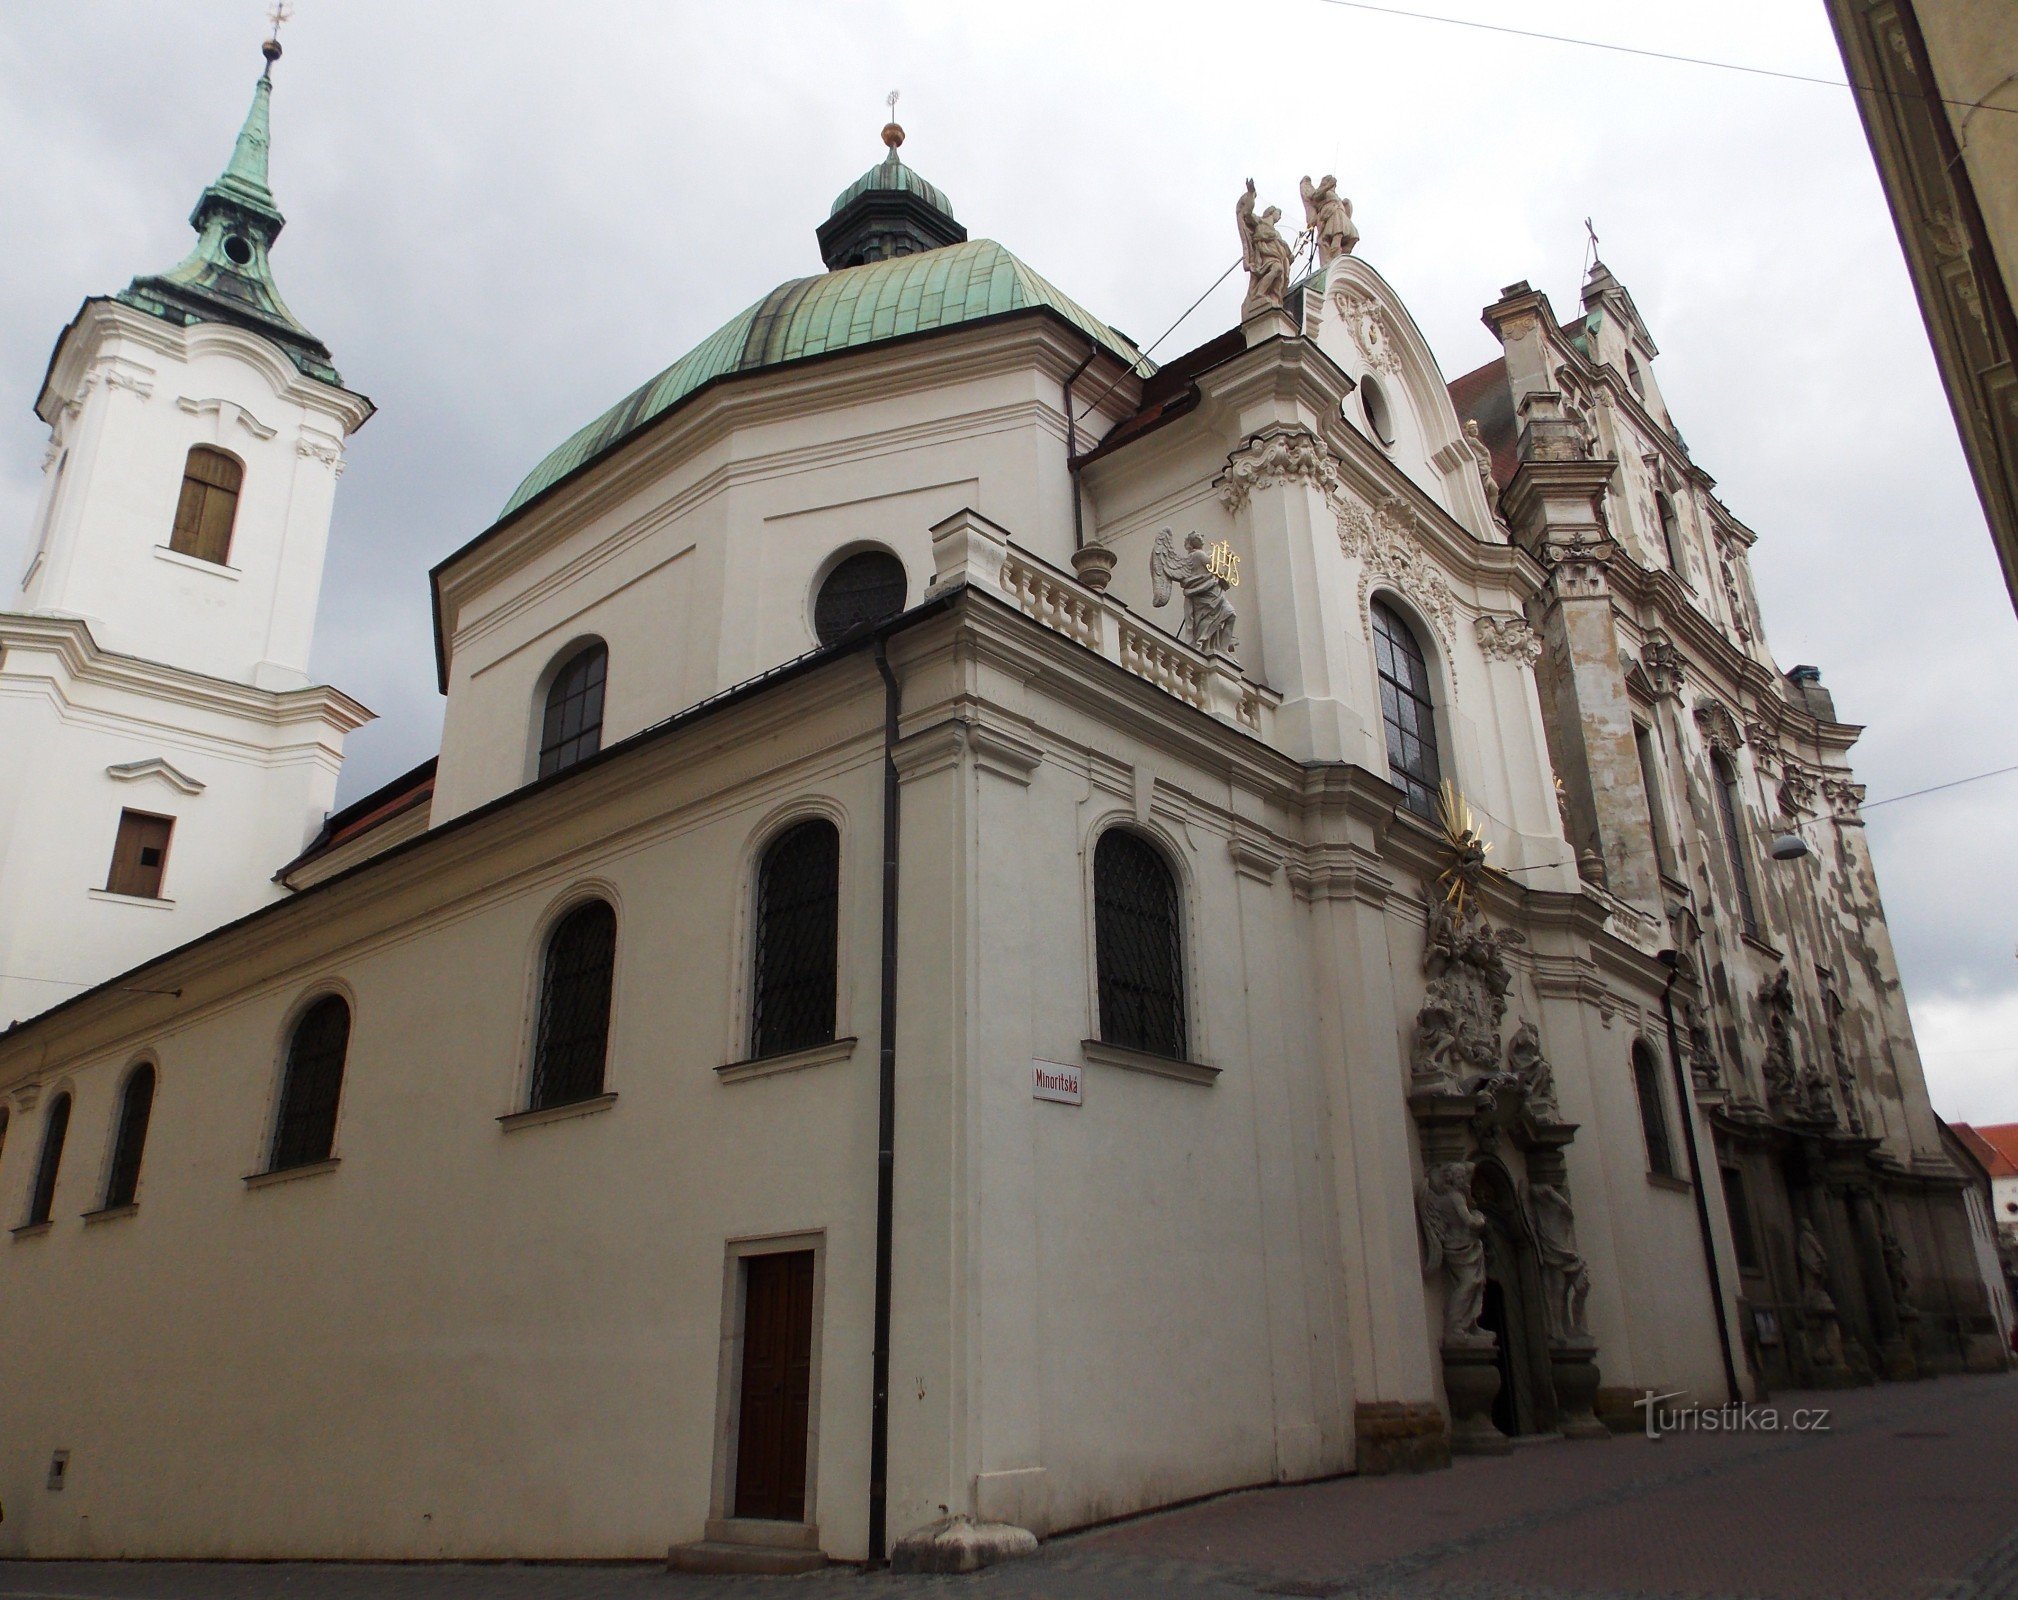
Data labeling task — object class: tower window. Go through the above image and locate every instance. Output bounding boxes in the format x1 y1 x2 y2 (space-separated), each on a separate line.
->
529 900 618 1110
537 642 608 779
1635 724 1677 878
814 551 907 645
751 820 840 1060
1093 828 1187 1060
25 1092 72 1227
1632 1040 1676 1178
169 446 243 566
1371 598 1443 818
222 234 254 266
105 810 174 899
1625 350 1646 398
269 996 351 1173
103 1063 157 1211
1656 492 1683 571
1713 753 1760 938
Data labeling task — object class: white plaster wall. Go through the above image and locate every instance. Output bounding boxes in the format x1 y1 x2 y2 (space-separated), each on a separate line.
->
0 625 357 1029
21 304 366 690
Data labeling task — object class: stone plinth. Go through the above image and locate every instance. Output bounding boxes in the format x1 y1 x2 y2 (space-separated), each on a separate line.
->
1354 1400 1451 1474
1442 1343 1511 1455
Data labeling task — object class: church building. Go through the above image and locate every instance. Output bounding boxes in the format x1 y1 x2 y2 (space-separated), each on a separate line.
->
0 42 2005 1572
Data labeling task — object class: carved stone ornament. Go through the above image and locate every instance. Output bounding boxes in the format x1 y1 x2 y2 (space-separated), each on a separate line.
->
1329 277 1401 375
1880 1223 1916 1315
1777 765 1818 818
1525 1180 1593 1343
1417 1160 1492 1348
1639 630 1687 698
1758 968 1833 1125
1693 697 1744 757
1473 613 1542 667
1218 427 1335 515
1148 527 1238 658
1463 419 1504 523
1504 1020 1560 1121
1410 892 1526 1095
1680 993 1723 1090
1235 180 1294 317
1797 1218 1836 1315
1822 777 1865 821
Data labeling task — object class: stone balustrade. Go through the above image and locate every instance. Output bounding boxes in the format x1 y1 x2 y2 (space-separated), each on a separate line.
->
927 508 1273 738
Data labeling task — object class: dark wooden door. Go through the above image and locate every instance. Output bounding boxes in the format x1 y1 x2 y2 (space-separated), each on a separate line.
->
733 1250 814 1521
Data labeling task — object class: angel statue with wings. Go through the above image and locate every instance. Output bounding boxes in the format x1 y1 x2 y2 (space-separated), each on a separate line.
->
1150 528 1239 658
1298 174 1359 265
1235 179 1295 315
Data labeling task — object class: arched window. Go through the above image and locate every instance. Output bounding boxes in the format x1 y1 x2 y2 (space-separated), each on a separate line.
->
103 1063 157 1210
530 900 618 1109
270 996 351 1172
538 642 608 779
1371 598 1443 818
26 1092 72 1227
814 550 907 645
1624 350 1646 399
1093 828 1187 1059
751 820 840 1059
1631 1041 1676 1177
169 446 243 565
1712 753 1760 937
1655 492 1683 571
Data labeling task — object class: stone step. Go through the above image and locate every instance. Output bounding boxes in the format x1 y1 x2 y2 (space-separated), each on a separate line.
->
668 1539 827 1576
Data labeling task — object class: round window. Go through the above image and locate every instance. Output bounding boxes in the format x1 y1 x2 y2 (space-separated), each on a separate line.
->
1360 375 1396 447
222 234 253 266
814 550 907 645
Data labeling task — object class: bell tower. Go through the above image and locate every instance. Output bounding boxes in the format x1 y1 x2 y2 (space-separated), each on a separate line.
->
0 35 372 1027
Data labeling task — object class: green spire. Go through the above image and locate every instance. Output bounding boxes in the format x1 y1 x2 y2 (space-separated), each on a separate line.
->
115 39 343 388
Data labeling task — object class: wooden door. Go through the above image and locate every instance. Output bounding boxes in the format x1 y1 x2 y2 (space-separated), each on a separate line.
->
733 1250 814 1522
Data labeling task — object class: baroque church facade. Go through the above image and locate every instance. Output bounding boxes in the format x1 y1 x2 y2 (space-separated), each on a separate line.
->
0 47 2006 1569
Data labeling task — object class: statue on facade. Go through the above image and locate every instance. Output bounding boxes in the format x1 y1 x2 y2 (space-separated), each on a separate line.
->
1759 969 1805 1116
1150 528 1238 656
1410 1000 1467 1094
1680 993 1723 1090
1505 1020 1560 1120
1797 1219 1836 1315
1418 1161 1492 1347
1413 885 1525 1096
1298 173 1359 264
1236 180 1295 315
1464 420 1503 522
1526 1181 1593 1342
1880 1224 1916 1315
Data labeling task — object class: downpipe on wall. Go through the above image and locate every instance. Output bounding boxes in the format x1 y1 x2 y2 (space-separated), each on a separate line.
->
867 638 902 1563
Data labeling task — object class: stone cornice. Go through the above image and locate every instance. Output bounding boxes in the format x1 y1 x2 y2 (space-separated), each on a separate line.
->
0 611 372 735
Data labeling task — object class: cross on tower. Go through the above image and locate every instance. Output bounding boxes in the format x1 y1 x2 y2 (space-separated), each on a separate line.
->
267 3 293 43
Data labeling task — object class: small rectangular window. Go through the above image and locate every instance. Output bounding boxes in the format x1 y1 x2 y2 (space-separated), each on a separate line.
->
106 810 174 899
169 447 242 566
1635 724 1676 878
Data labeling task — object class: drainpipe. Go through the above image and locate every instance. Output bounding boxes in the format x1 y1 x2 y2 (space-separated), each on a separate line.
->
1062 340 1098 552
1660 949 1742 1403
867 639 902 1562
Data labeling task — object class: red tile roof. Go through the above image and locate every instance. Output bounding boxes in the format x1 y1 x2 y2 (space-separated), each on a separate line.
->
278 757 437 881
1954 1123 2018 1179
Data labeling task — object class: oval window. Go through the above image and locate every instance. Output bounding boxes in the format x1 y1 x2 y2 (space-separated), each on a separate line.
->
1360 376 1396 447
814 550 907 645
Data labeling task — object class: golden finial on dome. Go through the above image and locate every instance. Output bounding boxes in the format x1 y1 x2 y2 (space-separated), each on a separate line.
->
882 89 904 150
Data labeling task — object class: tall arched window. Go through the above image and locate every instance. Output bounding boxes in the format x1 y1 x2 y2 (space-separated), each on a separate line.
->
270 996 351 1172
25 1092 72 1227
751 820 840 1059
1094 828 1187 1059
1712 753 1760 938
530 899 618 1109
538 642 608 779
103 1063 157 1210
1631 1040 1676 1178
1372 598 1443 818
1655 492 1683 571
169 446 243 565
814 551 907 645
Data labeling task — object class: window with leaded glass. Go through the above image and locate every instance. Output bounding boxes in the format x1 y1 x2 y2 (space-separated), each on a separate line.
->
530 900 618 1109
751 820 840 1059
103 1063 156 1210
814 551 907 645
168 446 243 565
1371 598 1443 818
1632 1041 1676 1178
538 642 608 779
270 996 350 1172
25 1092 70 1226
1094 829 1187 1060
1713 753 1760 937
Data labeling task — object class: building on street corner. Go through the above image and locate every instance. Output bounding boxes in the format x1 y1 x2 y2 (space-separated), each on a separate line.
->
0 37 2008 1571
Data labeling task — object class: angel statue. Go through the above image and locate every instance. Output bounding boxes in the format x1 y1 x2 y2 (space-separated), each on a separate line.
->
1150 528 1238 657
1298 173 1359 264
1235 180 1294 316
1417 1161 1492 1347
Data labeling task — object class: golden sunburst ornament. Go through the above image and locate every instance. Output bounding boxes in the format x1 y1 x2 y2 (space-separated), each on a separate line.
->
1433 780 1490 919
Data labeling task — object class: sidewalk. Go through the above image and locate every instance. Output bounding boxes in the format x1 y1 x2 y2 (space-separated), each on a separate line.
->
4 1374 2013 1600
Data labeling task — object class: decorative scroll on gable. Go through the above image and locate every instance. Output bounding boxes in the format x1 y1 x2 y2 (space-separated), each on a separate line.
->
1329 276 1401 376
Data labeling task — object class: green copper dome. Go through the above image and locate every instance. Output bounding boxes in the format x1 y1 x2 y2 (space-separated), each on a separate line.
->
829 152 956 222
501 238 1148 516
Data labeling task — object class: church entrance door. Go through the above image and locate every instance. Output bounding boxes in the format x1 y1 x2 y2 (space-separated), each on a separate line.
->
733 1249 815 1522
1474 1161 1558 1437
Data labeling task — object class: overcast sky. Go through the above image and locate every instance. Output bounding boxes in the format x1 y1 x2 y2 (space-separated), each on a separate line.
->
3 2 2014 1120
